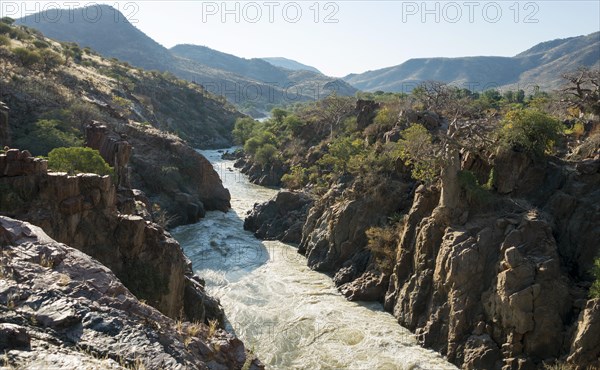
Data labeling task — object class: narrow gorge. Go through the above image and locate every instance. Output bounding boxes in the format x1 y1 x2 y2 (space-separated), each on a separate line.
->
1 7 599 370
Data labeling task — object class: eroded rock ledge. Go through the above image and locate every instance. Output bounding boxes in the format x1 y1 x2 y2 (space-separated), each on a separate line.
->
0 216 263 370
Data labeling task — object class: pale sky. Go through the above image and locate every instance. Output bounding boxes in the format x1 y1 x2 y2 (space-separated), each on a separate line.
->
3 1 599 77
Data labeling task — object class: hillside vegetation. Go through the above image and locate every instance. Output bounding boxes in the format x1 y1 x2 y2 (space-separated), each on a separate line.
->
16 5 356 117
0 17 240 152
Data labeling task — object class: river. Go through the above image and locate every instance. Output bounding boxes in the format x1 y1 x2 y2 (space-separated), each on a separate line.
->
171 149 456 370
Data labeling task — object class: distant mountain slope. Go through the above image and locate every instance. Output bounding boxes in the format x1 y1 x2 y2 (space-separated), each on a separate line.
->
170 44 356 105
261 57 322 74
344 32 600 92
17 5 356 117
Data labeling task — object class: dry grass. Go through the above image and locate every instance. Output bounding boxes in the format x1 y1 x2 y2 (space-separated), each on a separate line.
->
208 319 219 338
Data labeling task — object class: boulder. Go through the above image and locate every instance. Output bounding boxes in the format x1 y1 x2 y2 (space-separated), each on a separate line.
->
244 191 313 244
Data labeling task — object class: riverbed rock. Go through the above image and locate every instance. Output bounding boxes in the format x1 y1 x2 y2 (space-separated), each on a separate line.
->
244 191 313 244
0 216 263 370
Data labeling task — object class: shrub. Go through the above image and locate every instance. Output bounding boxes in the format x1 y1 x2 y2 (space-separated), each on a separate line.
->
254 143 278 166
591 257 600 299
33 39 49 49
48 147 114 176
232 117 258 145
13 47 41 67
396 124 439 183
282 165 308 190
498 109 563 156
39 49 63 71
0 35 9 47
458 170 490 205
0 22 10 35
14 119 82 156
366 223 403 273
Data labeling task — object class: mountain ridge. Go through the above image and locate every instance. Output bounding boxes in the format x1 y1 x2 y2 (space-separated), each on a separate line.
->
344 32 600 92
16 5 356 117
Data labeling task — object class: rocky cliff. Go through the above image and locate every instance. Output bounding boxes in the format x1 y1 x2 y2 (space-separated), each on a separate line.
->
383 147 600 369
0 149 222 325
0 216 263 369
86 121 231 227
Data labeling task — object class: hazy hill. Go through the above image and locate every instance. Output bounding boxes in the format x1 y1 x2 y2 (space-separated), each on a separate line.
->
17 5 356 117
261 57 322 74
344 32 600 92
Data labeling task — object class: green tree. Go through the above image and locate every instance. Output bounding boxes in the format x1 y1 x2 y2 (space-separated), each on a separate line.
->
498 109 563 157
14 119 82 156
48 147 114 176
396 124 439 183
282 165 308 189
271 108 288 125
0 17 15 25
317 136 365 174
254 143 278 166
232 117 258 145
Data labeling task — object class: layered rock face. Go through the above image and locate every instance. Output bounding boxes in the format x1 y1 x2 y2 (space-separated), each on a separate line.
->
0 217 263 369
245 145 600 369
0 149 221 324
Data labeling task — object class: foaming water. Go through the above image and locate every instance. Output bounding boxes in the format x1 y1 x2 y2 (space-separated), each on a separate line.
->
172 149 457 370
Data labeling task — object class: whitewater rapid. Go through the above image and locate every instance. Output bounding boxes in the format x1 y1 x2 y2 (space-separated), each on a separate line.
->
172 149 456 370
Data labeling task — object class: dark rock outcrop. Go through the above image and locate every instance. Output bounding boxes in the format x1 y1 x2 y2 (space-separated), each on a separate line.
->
298 179 415 304
0 149 222 324
244 191 313 244
88 122 231 227
0 101 9 147
400 109 445 130
85 121 132 188
237 157 286 187
0 216 263 370
355 99 380 130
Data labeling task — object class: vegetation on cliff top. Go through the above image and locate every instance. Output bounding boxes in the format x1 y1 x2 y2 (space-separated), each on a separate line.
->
0 18 241 153
48 147 114 177
236 67 599 279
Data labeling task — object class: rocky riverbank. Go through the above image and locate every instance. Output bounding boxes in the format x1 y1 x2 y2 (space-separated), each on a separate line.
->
243 136 600 368
0 216 263 369
0 148 222 324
